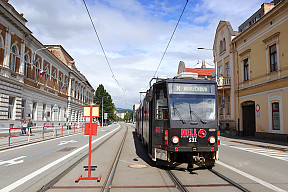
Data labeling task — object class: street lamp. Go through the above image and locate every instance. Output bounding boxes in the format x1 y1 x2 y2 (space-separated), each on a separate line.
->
101 96 109 127
197 47 217 82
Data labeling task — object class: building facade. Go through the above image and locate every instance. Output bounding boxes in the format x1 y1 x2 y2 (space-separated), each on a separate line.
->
0 0 94 129
213 21 238 133
232 0 288 141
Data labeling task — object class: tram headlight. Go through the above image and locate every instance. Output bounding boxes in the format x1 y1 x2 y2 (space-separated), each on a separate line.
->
208 136 216 145
171 136 179 144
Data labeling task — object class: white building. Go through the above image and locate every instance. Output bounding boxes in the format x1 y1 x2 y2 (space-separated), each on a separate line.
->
0 0 94 129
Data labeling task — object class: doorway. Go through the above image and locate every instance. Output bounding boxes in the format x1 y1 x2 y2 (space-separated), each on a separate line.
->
241 101 256 136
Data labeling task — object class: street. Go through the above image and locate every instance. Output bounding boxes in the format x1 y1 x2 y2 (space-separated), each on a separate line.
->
0 123 287 192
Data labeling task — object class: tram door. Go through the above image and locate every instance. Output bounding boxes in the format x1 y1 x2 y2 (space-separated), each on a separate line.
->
242 101 256 136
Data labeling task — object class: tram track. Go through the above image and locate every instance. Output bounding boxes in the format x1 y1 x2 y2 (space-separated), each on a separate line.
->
37 125 122 192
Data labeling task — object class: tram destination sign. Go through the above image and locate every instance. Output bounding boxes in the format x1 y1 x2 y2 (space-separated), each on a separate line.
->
169 84 213 94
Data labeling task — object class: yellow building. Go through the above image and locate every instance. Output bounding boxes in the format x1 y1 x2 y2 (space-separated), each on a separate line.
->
232 0 288 141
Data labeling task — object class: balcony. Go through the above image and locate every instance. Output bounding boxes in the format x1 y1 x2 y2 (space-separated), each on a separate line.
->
217 76 231 87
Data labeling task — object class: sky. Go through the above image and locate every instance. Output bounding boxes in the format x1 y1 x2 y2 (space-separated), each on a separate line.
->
11 0 267 109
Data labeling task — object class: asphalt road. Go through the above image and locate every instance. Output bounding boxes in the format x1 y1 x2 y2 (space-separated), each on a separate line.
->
0 123 287 192
0 124 121 192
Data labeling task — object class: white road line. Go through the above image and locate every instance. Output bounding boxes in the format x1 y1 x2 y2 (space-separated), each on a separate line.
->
223 145 288 162
217 161 286 192
0 125 121 192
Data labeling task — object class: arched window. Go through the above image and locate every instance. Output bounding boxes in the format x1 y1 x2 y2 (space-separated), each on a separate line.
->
35 61 40 81
44 65 49 85
24 55 29 77
223 38 226 51
10 45 17 71
52 70 57 89
59 74 63 91
219 40 223 53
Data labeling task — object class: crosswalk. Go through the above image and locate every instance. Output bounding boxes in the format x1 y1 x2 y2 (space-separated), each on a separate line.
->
221 143 288 162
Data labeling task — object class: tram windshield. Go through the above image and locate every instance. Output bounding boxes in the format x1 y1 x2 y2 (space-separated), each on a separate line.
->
168 83 216 122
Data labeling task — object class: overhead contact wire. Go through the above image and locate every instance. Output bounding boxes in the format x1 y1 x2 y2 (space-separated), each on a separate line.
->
153 0 189 78
82 0 127 103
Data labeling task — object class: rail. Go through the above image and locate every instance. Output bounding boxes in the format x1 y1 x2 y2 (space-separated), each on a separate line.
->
7 124 84 148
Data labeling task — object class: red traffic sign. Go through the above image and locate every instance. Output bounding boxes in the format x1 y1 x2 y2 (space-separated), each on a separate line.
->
256 104 260 112
84 123 97 136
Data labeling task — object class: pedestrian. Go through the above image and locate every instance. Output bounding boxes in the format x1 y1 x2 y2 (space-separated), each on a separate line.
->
21 120 27 135
67 121 71 130
27 119 33 135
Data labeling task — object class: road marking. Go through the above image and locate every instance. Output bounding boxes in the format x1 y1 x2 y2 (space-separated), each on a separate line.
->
222 143 288 162
217 161 286 192
58 140 78 146
0 125 121 192
0 156 26 166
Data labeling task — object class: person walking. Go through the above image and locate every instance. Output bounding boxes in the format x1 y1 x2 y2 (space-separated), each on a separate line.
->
21 120 27 135
27 119 33 135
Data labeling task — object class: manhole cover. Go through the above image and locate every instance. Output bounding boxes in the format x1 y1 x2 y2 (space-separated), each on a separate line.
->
57 147 77 152
128 164 148 168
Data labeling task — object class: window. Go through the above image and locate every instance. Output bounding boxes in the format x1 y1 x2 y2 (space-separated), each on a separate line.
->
35 61 40 82
21 99 26 120
32 102 37 120
24 55 29 77
44 66 49 85
226 96 230 114
243 58 249 81
10 46 17 71
225 62 230 77
52 71 56 89
223 38 226 51
42 104 46 120
219 40 223 53
272 102 280 130
8 96 15 119
269 44 277 72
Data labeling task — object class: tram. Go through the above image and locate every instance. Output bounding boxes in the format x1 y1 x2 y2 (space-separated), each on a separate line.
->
136 72 219 168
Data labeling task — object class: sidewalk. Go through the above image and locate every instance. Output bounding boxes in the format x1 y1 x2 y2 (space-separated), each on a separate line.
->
0 126 83 150
220 134 288 152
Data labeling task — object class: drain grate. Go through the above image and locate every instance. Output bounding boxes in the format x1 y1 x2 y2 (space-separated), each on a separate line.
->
58 147 77 152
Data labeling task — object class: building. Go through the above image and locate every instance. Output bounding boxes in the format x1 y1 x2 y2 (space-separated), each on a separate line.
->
177 60 215 80
213 0 288 141
213 21 238 133
232 0 288 141
0 0 94 129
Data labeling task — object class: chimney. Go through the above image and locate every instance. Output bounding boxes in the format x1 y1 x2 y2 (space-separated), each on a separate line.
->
202 60 206 68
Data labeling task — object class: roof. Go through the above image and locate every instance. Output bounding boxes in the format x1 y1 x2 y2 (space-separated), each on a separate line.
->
186 68 215 76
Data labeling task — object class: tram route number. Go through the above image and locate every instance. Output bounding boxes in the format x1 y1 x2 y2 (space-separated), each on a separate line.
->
188 137 197 143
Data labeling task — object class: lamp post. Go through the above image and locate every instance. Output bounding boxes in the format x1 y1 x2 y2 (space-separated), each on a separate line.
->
198 47 220 128
101 96 109 127
197 47 217 82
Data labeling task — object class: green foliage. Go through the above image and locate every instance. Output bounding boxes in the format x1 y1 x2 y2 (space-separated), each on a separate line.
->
94 84 115 121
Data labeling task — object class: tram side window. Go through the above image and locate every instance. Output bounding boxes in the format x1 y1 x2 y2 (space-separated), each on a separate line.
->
156 88 168 120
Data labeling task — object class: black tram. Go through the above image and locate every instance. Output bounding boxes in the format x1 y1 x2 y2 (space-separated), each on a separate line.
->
136 74 219 168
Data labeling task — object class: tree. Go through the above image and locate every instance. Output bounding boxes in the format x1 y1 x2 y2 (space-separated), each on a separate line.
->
94 84 115 121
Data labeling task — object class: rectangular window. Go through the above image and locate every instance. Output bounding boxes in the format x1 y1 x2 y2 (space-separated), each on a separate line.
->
244 58 249 81
8 96 15 119
21 99 26 120
32 102 37 120
272 102 280 130
42 104 46 120
225 62 230 77
227 96 230 114
269 44 277 72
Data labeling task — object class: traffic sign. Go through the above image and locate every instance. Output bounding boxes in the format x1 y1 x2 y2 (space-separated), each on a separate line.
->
256 104 260 112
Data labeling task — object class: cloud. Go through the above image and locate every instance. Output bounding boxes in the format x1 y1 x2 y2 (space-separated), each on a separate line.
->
11 0 267 109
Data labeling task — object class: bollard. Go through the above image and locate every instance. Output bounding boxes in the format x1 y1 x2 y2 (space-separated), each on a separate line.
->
42 126 45 140
8 128 11 147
